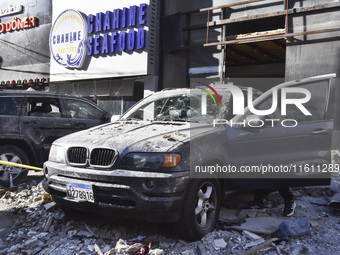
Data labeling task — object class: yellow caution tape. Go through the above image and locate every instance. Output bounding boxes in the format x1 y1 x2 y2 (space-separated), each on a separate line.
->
0 160 43 171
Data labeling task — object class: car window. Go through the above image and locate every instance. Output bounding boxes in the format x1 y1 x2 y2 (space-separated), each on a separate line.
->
26 97 62 117
122 90 243 124
0 97 23 116
64 99 104 120
256 97 283 124
284 81 329 123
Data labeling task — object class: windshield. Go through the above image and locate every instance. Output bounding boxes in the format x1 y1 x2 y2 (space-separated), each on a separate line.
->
121 89 236 124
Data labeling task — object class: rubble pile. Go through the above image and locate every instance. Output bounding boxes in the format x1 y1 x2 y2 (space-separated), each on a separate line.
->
1 181 340 255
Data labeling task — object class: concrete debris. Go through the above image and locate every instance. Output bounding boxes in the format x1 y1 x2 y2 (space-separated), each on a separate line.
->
126 243 143 253
279 218 311 237
328 192 340 210
242 230 262 241
2 190 12 199
1 181 340 254
148 248 164 255
239 238 278 255
162 135 178 141
94 243 104 255
44 201 57 211
219 208 245 225
230 217 285 234
213 238 228 250
244 238 265 249
290 245 303 255
42 215 53 232
238 208 268 219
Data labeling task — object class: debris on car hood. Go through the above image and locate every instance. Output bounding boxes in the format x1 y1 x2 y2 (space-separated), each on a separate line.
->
55 121 214 153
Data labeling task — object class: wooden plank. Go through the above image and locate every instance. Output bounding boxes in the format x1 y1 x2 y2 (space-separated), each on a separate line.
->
203 27 340 47
184 2 340 31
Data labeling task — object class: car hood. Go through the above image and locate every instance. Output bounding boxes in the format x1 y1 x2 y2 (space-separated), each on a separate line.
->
54 121 216 154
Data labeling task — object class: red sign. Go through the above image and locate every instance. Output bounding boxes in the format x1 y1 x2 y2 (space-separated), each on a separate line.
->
0 16 38 34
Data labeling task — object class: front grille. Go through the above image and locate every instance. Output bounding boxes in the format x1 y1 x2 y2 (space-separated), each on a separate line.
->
67 147 87 165
90 148 117 167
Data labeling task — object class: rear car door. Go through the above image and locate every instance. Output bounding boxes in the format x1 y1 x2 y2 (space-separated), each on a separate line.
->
228 75 335 187
62 97 110 132
20 96 73 165
0 95 23 139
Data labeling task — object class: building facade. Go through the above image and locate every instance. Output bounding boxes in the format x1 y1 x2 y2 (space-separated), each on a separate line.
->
1 0 339 116
0 0 51 89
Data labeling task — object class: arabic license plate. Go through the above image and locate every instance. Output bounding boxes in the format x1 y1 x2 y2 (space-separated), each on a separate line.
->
66 182 94 203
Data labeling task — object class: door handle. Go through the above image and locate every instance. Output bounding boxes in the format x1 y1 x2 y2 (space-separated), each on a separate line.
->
311 129 329 135
74 123 87 128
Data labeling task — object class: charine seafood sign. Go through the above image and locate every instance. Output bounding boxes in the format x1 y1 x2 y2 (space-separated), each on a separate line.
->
50 3 148 69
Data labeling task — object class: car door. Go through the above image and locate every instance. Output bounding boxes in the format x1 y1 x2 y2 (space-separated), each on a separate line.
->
62 97 110 132
227 75 335 188
19 96 73 165
0 95 23 139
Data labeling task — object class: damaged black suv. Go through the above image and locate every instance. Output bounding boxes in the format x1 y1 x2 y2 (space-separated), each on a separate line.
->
0 90 111 187
43 74 335 240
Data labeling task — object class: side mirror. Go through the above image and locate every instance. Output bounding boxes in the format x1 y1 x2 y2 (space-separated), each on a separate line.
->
102 112 112 121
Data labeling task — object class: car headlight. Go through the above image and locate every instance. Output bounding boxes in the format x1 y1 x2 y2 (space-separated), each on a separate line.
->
49 144 66 163
120 153 181 170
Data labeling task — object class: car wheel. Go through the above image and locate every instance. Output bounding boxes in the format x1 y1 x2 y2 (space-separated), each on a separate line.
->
0 145 29 187
177 179 221 240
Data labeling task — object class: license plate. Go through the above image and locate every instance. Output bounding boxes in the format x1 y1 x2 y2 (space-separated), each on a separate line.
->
66 182 94 203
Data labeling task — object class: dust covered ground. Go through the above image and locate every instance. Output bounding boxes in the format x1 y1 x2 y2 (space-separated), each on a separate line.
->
1 172 340 255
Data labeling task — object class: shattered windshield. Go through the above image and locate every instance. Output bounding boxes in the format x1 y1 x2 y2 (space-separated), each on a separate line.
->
121 90 235 124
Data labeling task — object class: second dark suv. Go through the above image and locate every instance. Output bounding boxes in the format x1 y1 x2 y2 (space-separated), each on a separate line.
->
0 90 111 187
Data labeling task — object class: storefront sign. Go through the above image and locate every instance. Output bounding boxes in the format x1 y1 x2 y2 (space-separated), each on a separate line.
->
50 0 151 81
0 16 38 34
0 5 23 18
50 9 87 68
86 4 147 56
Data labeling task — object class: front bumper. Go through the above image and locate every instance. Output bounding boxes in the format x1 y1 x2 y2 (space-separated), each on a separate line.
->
43 161 190 222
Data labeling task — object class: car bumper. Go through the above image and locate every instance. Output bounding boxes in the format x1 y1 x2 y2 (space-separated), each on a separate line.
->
43 161 190 222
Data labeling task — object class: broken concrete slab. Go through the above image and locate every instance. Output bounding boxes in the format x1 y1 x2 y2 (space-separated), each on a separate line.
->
238 209 269 219
279 218 311 237
230 217 286 235
328 192 340 210
242 230 262 241
330 178 340 193
213 238 228 250
218 208 245 225
43 201 57 211
244 238 265 249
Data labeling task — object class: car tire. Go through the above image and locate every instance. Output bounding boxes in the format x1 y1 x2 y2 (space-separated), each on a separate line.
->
0 145 29 187
177 179 221 241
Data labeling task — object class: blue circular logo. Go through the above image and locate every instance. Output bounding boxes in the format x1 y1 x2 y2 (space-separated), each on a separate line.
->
50 9 87 68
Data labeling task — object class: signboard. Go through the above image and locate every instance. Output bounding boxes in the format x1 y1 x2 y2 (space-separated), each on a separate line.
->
0 4 23 18
50 0 150 82
50 9 87 68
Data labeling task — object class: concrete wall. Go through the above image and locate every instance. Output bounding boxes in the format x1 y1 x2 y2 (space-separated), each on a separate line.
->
284 4 340 154
285 8 340 80
161 0 222 89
